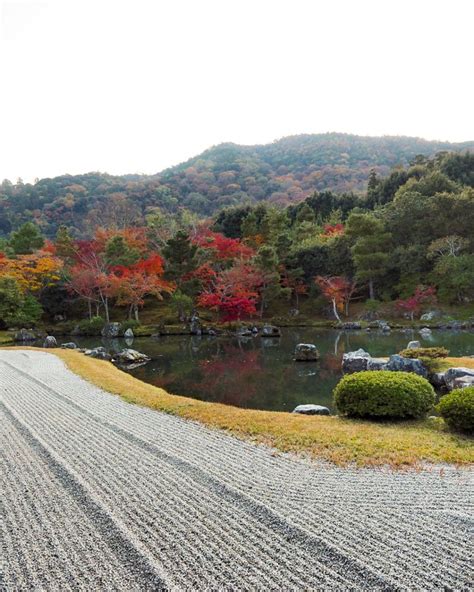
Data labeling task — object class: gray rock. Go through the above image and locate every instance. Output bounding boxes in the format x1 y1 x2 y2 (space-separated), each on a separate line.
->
208 329 217 336
124 328 134 338
444 367 474 391
430 372 447 388
341 322 362 330
237 328 253 337
451 376 474 389
261 325 281 337
101 323 121 339
420 311 441 321
342 349 371 373
294 344 320 361
61 342 78 349
407 340 421 349
385 354 428 377
419 327 432 336
85 346 111 361
14 328 36 342
377 320 391 332
292 404 330 416
43 336 57 348
190 313 201 335
113 348 150 365
367 358 388 371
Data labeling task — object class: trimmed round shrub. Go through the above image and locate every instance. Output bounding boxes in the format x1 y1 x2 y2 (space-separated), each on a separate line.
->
436 387 474 434
333 371 435 419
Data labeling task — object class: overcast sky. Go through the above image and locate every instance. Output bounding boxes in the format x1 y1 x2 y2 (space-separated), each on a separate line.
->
1 0 473 182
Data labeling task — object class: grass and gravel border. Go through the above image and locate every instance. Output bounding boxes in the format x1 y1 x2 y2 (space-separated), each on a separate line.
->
5 346 472 468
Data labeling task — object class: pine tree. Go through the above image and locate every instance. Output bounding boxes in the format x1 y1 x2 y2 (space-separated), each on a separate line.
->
9 222 44 254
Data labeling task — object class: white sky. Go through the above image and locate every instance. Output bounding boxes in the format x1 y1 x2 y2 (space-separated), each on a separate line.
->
0 0 473 182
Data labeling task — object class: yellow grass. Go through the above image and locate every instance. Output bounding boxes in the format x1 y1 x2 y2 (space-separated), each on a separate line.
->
5 347 469 468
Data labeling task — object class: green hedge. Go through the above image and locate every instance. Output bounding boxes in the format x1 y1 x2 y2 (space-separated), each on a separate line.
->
399 347 449 359
333 371 435 419
436 387 474 434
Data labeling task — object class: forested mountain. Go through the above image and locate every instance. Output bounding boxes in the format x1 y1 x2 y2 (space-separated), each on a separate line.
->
1 133 473 237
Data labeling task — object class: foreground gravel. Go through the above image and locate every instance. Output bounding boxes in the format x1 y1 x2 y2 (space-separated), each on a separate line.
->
0 350 472 591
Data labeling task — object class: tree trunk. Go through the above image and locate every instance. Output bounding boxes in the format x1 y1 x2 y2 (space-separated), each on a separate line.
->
87 300 92 320
332 298 342 323
369 279 375 300
134 305 139 322
104 297 110 322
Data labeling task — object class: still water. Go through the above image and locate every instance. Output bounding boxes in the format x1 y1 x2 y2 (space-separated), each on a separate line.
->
69 328 474 412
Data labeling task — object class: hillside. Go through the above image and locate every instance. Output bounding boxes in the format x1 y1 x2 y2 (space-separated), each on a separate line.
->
1 133 473 236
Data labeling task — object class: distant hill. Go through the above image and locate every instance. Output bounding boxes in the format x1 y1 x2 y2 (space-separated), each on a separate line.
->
1 133 473 236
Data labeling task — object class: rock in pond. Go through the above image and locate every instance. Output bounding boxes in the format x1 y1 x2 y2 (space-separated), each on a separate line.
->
237 328 253 337
419 327 432 337
407 340 421 349
43 336 57 348
292 404 330 416
385 354 428 377
341 322 362 330
342 349 371 373
101 322 121 339
294 344 320 361
14 328 37 342
61 342 78 349
84 347 111 361
113 348 150 365
444 367 474 391
261 325 281 337
123 328 134 338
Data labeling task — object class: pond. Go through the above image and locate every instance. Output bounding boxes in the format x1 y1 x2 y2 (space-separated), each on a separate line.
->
58 328 474 412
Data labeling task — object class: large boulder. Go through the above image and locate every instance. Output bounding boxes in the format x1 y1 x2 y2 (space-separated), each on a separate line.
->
113 348 150 365
385 354 428 377
43 336 57 348
367 358 388 371
292 404 330 416
101 323 121 339
444 367 474 391
342 349 371 373
451 376 474 389
261 325 281 337
14 328 36 342
294 344 320 361
407 340 421 349
430 372 447 388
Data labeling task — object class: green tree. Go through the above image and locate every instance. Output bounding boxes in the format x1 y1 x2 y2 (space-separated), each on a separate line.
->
170 290 194 321
104 236 141 268
55 225 75 259
163 230 199 293
0 277 43 327
255 245 287 315
9 222 44 254
346 213 391 299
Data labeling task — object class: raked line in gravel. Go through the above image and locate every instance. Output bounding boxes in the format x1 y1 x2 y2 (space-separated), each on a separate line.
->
0 349 472 591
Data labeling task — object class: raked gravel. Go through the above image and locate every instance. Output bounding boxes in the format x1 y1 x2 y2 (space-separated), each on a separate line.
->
0 350 472 591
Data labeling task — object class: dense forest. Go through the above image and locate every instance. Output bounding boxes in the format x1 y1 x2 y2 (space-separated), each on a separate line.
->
1 133 473 237
1 148 473 329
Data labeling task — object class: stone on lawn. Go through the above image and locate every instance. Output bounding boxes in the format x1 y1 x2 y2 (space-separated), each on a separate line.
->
385 354 428 377
292 404 330 416
43 336 57 348
407 340 421 349
444 367 474 390
61 342 78 349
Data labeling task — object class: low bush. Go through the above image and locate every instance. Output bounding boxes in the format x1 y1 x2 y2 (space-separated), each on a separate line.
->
399 347 449 359
333 371 435 419
75 316 105 336
436 387 474 434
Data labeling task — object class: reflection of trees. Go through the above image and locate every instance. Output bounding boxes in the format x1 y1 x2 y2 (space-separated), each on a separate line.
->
195 346 263 406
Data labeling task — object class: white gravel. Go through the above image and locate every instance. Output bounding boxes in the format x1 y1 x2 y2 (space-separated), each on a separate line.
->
0 349 472 591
